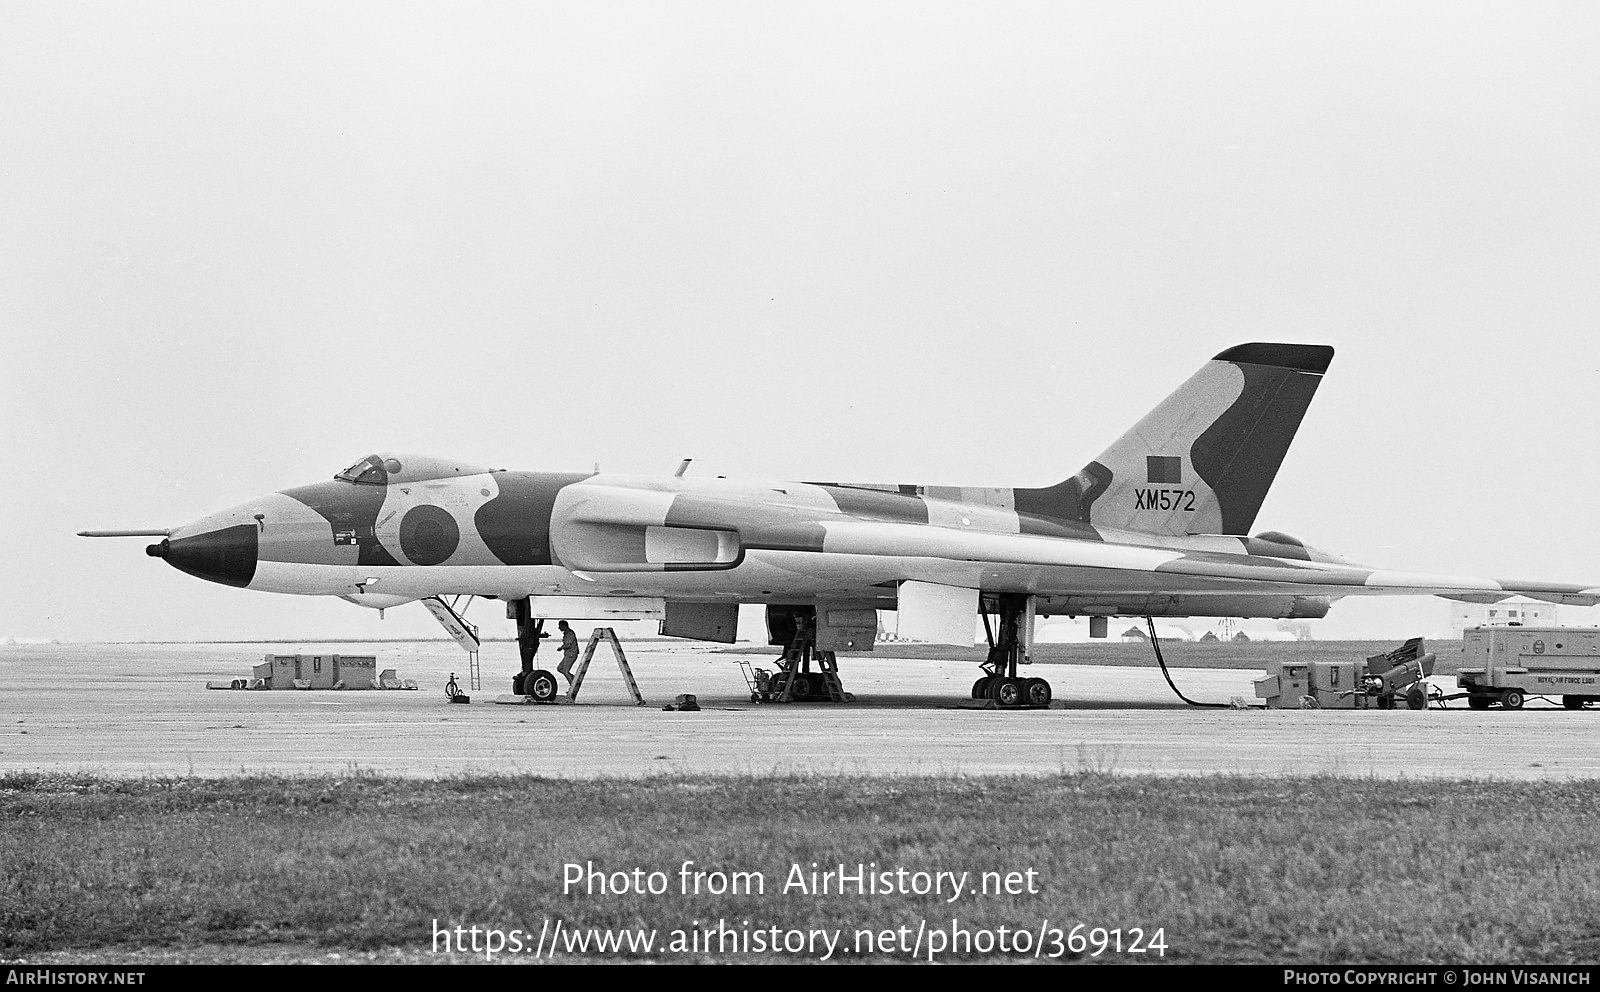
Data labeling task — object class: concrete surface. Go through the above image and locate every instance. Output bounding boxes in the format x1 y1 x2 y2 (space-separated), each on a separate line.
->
2 640 1595 779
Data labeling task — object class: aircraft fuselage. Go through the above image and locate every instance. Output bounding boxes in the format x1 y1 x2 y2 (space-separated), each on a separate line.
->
147 457 1340 622
114 345 1600 635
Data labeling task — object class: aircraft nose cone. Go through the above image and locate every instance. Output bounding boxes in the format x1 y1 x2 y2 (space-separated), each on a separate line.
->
160 524 258 588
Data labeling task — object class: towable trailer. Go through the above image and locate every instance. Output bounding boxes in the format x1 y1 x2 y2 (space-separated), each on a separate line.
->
1254 637 1436 709
1456 626 1600 710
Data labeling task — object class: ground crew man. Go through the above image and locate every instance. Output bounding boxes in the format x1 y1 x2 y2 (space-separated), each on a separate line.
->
556 620 580 686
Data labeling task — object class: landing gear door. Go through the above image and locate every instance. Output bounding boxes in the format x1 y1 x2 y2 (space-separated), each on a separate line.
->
660 602 739 643
896 581 979 646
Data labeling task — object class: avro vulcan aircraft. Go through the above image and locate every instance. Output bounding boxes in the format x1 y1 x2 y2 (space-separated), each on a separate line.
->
83 344 1600 704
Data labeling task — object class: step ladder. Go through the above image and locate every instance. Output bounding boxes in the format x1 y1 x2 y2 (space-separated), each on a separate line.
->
820 652 847 703
772 641 851 703
568 627 647 706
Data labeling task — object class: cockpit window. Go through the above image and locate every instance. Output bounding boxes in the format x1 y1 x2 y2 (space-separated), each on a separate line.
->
335 455 388 486
335 452 492 484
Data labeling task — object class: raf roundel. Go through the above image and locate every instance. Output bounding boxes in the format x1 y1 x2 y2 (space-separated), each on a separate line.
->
398 504 460 565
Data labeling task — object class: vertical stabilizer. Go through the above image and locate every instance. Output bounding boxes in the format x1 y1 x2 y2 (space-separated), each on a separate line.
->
1015 343 1333 537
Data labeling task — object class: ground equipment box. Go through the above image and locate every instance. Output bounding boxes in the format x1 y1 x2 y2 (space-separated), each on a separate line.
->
1309 661 1360 709
334 655 376 688
303 654 336 689
262 653 377 690
1256 662 1310 707
267 654 298 689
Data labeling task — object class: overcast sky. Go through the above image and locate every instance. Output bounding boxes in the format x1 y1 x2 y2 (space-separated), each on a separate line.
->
4 2 1599 643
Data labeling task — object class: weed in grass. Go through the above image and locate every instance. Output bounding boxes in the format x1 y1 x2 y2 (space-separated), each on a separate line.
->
1073 743 1123 775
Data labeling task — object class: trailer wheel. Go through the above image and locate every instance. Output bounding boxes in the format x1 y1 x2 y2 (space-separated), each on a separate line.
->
1468 695 1492 710
1501 689 1525 710
1564 696 1586 710
1406 684 1427 710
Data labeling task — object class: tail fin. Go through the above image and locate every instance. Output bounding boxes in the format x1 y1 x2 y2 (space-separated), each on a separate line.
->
1015 343 1333 537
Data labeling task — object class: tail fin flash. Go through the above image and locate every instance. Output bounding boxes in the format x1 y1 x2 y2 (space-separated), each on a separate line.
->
1016 343 1333 537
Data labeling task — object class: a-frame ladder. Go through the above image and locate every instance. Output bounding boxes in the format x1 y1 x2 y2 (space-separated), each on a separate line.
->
567 627 647 706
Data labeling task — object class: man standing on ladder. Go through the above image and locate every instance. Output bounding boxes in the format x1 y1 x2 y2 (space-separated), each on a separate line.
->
556 620 580 687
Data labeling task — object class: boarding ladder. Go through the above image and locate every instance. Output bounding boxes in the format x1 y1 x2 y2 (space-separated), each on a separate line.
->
423 595 482 691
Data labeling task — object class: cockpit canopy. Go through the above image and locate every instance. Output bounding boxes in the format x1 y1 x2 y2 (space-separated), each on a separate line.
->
334 453 498 486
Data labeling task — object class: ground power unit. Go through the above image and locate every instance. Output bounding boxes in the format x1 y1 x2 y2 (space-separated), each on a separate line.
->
1457 626 1600 710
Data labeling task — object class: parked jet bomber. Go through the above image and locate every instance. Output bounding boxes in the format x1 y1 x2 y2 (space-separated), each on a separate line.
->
82 343 1600 705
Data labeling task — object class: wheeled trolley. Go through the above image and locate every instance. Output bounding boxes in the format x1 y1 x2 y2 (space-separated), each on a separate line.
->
734 658 778 703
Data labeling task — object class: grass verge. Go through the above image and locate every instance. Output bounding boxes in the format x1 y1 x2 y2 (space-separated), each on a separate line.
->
3 771 1597 963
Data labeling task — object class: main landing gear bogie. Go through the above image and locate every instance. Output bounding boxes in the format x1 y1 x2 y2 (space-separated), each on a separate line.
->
972 594 1053 710
970 675 1052 707
1026 678 1052 707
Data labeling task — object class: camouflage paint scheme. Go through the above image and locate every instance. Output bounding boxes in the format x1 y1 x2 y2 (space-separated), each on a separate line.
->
136 344 1600 630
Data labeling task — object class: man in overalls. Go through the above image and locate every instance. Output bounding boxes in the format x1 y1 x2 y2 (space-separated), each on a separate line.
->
556 620 580 687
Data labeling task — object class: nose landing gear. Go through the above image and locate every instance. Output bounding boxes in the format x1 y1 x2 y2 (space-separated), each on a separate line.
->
509 597 561 703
